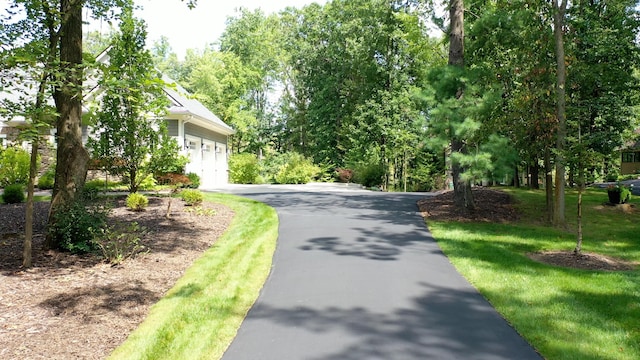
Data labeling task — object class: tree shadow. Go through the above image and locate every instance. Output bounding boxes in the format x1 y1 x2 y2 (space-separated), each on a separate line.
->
39 280 159 323
226 281 542 360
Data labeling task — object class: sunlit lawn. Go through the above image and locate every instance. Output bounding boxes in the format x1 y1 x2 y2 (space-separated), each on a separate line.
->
109 193 278 360
428 187 640 360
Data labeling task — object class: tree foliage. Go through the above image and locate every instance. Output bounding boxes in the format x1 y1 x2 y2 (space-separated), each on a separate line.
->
87 8 174 193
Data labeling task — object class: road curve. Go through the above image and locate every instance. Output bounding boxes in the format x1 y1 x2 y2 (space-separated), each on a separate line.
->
217 184 541 360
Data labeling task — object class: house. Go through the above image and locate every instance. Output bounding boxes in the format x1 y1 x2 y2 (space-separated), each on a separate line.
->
621 140 640 176
161 77 235 187
1 52 235 188
86 49 235 188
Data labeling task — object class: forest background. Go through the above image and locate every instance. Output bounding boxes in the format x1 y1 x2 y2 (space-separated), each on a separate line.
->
84 0 639 197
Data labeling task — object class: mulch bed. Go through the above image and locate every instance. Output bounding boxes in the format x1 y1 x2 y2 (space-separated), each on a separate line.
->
418 187 636 272
0 196 234 359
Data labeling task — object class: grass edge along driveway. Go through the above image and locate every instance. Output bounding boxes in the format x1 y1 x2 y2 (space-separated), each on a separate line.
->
428 188 640 360
109 193 278 360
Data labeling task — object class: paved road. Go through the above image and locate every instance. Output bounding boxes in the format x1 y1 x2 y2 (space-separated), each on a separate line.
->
215 184 541 360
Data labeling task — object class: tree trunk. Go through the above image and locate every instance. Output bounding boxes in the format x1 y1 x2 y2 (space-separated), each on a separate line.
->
513 164 520 188
23 139 38 268
575 167 584 255
530 160 540 189
448 0 474 212
46 0 89 250
553 0 568 227
545 148 554 224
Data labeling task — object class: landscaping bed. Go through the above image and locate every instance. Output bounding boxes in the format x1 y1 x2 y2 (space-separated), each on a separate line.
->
0 196 234 359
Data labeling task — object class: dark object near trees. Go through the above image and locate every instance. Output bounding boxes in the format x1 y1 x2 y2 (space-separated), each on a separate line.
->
2 184 26 204
607 185 631 204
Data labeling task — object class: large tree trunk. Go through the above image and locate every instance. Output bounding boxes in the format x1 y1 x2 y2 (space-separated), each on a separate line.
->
45 0 89 250
449 0 474 212
553 0 568 227
530 159 540 189
23 139 38 268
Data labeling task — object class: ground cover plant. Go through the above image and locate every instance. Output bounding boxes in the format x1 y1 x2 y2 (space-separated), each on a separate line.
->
421 187 640 360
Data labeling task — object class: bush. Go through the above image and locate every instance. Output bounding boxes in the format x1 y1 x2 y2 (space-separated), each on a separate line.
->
138 174 157 191
2 183 25 204
229 153 261 184
180 189 203 206
0 147 31 187
48 197 111 254
336 168 354 183
353 162 385 188
156 173 191 187
37 167 56 190
186 172 200 189
273 153 320 184
126 193 149 211
94 222 147 265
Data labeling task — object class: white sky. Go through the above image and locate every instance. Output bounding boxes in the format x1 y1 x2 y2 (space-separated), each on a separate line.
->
131 0 328 58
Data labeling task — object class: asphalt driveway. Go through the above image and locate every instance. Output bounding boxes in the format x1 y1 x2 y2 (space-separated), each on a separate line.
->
217 184 541 360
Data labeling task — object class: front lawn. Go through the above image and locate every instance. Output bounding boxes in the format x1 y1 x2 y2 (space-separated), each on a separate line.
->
428 188 640 360
109 193 278 360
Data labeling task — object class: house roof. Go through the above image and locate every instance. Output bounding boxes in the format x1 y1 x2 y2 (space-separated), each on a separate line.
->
162 75 235 136
87 47 235 136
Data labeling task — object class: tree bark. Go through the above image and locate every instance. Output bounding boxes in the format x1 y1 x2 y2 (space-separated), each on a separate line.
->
23 140 38 268
553 0 568 227
545 147 554 224
45 0 89 250
530 159 540 189
448 0 474 212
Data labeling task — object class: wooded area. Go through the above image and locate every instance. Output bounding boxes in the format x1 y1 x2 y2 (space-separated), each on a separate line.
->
2 0 640 237
151 0 639 217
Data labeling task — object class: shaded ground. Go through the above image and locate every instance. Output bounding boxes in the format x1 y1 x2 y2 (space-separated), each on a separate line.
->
0 196 234 360
418 187 635 272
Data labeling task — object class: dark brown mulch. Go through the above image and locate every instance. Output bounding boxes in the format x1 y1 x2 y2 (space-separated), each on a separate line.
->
527 251 636 271
0 196 234 360
417 187 519 223
418 187 636 272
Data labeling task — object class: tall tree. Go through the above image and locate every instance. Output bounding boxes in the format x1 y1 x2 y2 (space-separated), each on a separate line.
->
1 0 197 249
552 0 568 227
88 8 171 193
447 0 474 211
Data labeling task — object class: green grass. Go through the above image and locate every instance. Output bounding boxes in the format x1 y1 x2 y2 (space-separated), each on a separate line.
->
108 193 278 360
428 187 640 360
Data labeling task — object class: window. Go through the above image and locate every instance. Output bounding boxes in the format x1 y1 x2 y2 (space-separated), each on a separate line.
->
622 152 640 163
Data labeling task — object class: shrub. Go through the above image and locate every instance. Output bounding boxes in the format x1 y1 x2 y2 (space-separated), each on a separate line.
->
48 197 111 254
186 172 200 189
0 147 31 187
156 173 191 187
84 179 108 192
180 189 203 206
93 222 147 265
2 183 25 204
37 167 56 190
273 153 320 184
229 153 261 184
353 162 385 188
138 174 157 191
336 168 354 183
126 193 149 211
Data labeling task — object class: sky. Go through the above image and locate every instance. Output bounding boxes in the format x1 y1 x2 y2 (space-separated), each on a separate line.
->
128 0 328 59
